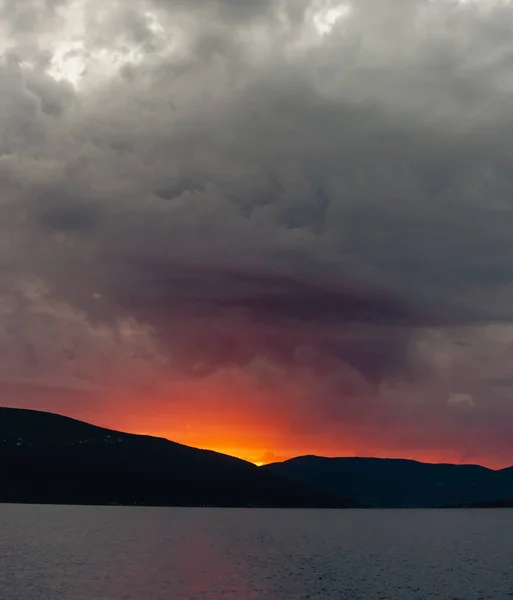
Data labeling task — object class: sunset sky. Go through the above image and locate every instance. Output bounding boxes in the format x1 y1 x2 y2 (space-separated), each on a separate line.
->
2 0 513 468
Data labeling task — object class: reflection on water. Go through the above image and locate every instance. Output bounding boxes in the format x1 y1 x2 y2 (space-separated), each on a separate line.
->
1 504 513 599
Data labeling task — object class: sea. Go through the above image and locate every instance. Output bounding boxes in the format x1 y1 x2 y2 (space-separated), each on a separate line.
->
1 504 512 600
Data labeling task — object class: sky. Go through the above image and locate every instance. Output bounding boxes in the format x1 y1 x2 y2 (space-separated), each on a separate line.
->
2 0 513 467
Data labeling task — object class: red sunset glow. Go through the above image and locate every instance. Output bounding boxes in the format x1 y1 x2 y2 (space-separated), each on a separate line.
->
47 375 513 471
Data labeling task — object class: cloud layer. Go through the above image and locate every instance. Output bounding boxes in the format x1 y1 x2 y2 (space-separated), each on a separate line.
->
2 0 513 465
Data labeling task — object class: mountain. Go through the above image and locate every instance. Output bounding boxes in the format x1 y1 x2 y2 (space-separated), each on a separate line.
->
0 408 361 508
455 499 513 508
263 455 513 508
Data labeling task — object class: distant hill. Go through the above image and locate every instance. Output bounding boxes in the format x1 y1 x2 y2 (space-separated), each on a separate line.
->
454 500 513 508
0 408 361 508
263 455 513 508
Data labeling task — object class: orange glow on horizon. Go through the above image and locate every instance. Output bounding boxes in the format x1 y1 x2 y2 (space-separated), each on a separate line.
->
95 417 513 470
88 409 513 470
118 424 513 470
79 382 513 472
116 423 513 470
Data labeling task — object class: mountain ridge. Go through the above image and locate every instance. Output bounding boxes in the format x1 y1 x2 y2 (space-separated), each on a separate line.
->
263 455 513 508
0 407 360 509
3 406 513 509
266 453 502 471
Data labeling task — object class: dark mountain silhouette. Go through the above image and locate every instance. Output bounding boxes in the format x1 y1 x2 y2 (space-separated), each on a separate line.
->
263 455 513 508
0 408 361 508
454 499 513 508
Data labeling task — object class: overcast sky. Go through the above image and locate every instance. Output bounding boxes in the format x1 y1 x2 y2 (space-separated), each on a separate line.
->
2 0 513 465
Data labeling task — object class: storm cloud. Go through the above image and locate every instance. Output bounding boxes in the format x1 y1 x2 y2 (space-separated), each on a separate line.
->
2 0 513 464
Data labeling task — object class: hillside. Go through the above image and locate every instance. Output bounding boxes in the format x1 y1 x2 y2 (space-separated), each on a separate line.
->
263 455 513 508
0 408 361 508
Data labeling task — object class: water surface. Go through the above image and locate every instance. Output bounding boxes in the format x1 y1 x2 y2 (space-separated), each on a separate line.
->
1 504 512 599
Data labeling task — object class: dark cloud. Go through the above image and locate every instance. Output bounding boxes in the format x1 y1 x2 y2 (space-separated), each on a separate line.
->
2 0 513 463
115 261 420 324
252 451 292 465
33 192 104 233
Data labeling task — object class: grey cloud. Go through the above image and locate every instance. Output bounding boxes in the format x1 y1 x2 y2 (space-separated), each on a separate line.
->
116 261 420 324
486 377 513 390
25 72 75 116
3 0 513 455
31 189 104 233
